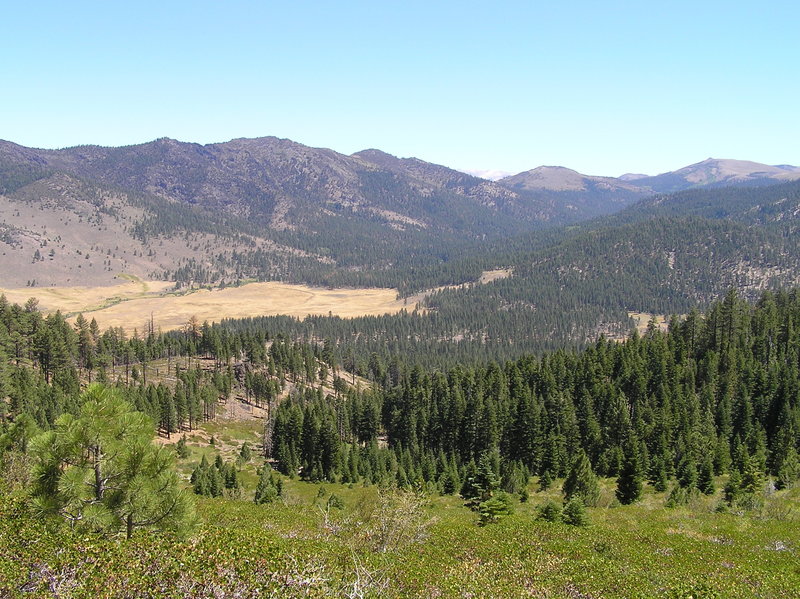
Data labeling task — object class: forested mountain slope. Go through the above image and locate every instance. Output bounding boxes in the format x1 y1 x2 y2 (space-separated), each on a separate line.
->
0 150 506 289
0 137 529 238
0 137 580 289
3 137 798 292
616 177 800 227
505 217 800 311
393 196 800 359
199 214 800 367
5 149 800 361
421 179 800 342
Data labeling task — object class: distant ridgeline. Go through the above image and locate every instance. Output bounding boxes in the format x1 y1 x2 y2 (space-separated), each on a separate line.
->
1 288 799 493
3 136 800 299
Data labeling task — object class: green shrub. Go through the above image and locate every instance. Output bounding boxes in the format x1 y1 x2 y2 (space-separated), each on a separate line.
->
478 492 514 526
666 484 690 508
536 500 562 523
562 498 589 527
326 493 345 510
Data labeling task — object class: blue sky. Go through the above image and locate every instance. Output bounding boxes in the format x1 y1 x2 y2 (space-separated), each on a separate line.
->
2 1 798 177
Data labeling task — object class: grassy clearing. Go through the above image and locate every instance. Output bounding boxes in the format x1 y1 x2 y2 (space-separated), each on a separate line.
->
0 278 174 316
629 311 670 335
1 279 411 334
478 268 513 284
83 281 409 333
3 268 510 335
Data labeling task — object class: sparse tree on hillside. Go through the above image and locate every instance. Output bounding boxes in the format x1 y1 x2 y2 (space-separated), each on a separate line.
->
616 438 643 505
254 464 283 504
563 450 600 507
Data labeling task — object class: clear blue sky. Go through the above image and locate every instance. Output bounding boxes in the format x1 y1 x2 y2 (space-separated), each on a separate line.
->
2 1 798 177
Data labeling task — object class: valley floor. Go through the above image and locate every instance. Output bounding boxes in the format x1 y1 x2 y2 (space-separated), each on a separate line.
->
0 278 413 334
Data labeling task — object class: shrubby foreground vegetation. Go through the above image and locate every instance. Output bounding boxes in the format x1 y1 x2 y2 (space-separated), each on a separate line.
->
2 472 798 597
0 289 799 597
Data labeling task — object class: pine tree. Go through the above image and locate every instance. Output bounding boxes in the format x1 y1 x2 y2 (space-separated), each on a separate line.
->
175 434 190 459
474 449 501 502
740 456 763 497
538 470 553 491
562 450 600 507
459 460 480 502
209 466 224 497
477 492 514 525
615 439 643 505
239 441 252 462
649 456 668 492
224 463 239 490
30 384 196 539
440 466 460 495
723 470 742 505
0 413 39 454
697 458 715 495
191 458 211 496
677 458 698 490
536 500 562 522
254 465 282 504
776 448 799 490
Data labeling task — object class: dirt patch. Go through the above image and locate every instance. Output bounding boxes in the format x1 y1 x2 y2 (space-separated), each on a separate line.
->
628 312 669 336
479 268 512 284
220 395 268 421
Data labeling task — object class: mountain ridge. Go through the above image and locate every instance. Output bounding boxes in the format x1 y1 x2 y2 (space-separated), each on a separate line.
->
2 135 799 292
4 136 797 207
632 158 800 193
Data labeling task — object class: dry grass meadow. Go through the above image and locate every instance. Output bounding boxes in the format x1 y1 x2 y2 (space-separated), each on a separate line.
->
0 278 415 333
0 269 515 334
0 277 173 314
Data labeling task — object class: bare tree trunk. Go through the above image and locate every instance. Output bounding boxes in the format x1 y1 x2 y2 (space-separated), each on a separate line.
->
93 446 103 501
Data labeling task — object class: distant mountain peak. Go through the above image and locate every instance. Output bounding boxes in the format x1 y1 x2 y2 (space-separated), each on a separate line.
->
352 148 395 160
619 173 649 181
352 149 453 174
499 165 644 195
351 148 407 169
635 158 800 193
459 168 513 181
500 166 586 191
